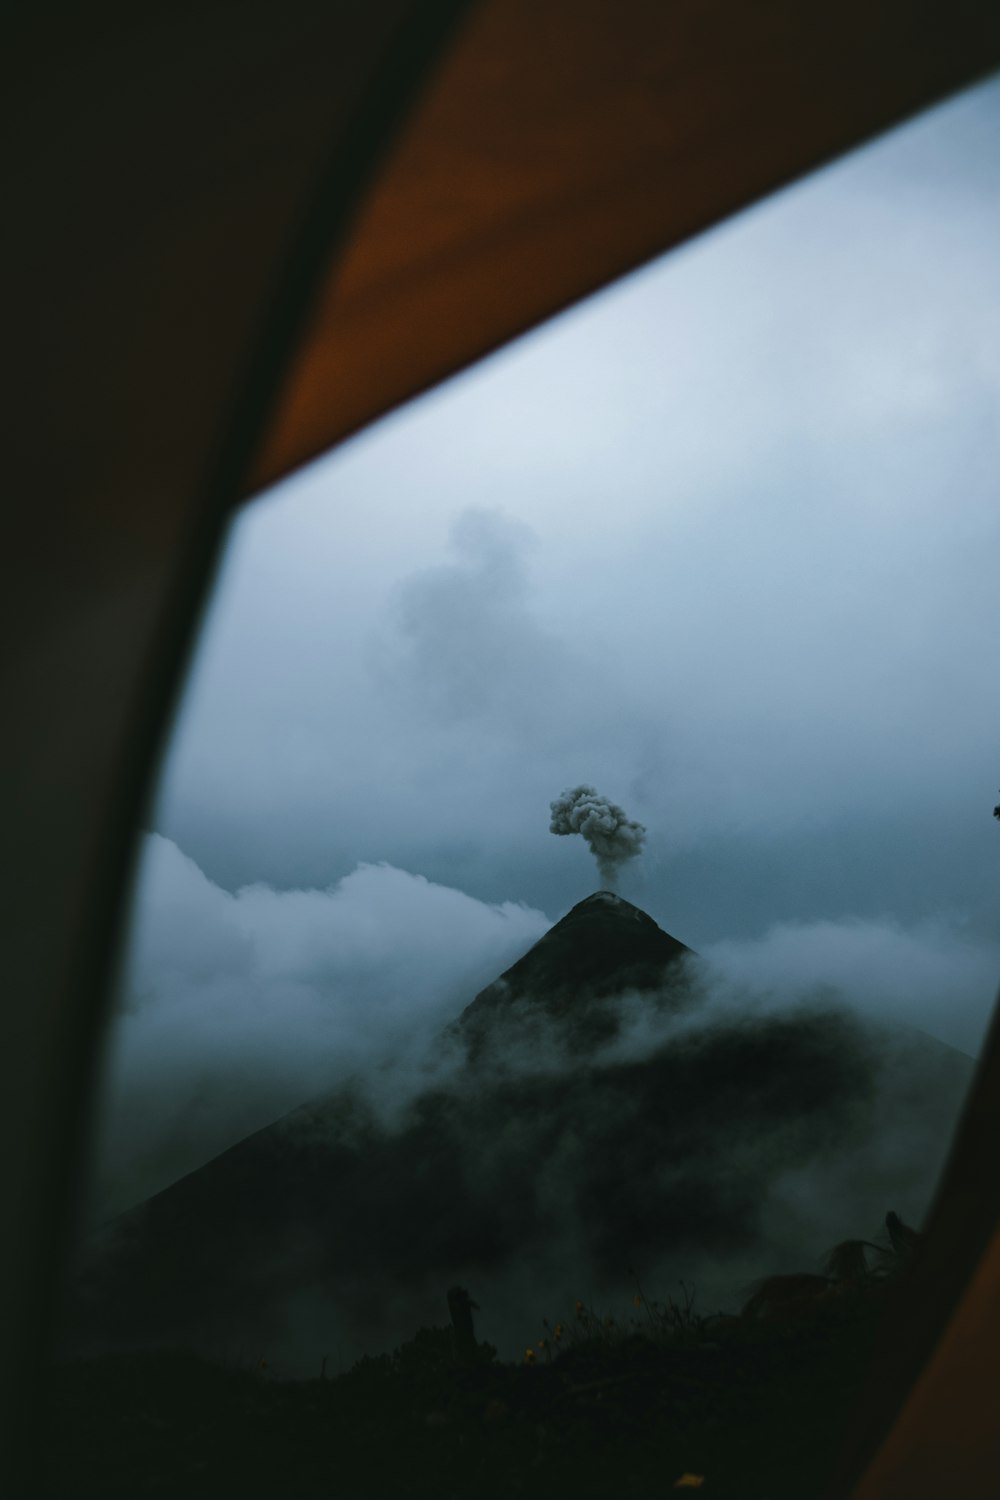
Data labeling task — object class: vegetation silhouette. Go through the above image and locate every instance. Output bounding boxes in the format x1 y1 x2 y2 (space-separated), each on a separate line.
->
42 1213 919 1499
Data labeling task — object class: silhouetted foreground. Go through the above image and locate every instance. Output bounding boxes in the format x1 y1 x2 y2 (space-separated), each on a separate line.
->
42 1259 904 1500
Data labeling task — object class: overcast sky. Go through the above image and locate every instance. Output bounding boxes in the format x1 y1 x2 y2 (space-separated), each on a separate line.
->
93 75 1000 1217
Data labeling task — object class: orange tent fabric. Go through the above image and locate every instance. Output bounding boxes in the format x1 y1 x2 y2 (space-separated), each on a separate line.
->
256 0 1000 490
2 2 999 1492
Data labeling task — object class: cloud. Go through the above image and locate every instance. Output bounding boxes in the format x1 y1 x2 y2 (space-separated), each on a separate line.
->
92 840 997 1236
373 507 572 736
77 898 982 1372
88 834 550 1222
698 916 1000 1056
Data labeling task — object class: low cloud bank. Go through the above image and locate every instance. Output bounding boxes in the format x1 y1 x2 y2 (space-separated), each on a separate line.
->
88 835 550 1222
698 916 1000 1058
74 848 998 1370
91 840 1000 1232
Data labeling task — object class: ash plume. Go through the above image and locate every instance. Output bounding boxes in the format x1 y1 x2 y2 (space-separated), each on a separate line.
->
549 784 647 888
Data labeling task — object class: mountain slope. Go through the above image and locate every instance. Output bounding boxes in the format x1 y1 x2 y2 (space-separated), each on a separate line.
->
59 894 974 1374
451 890 692 1057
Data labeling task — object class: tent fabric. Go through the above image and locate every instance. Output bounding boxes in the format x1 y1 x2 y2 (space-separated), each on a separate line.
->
832 1000 1000 1496
0 2 473 1483
255 0 1000 490
848 1223 1000 1496
2 1 999 1493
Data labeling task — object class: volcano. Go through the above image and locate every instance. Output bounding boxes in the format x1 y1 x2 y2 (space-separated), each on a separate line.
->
59 895 973 1373
451 890 692 1058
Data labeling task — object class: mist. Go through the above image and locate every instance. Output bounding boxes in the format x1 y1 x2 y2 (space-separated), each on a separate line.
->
699 918 1000 1057
88 833 998 1256
88 834 549 1222
76 837 989 1372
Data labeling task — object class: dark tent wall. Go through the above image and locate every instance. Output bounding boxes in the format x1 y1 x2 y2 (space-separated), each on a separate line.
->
1 0 475 1480
2 1 999 1493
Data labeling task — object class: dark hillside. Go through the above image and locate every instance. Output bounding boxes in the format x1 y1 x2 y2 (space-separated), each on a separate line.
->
58 893 973 1377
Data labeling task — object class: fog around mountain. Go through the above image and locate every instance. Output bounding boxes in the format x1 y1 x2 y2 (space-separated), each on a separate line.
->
87 833 998 1228
88 835 550 1223
71 885 974 1376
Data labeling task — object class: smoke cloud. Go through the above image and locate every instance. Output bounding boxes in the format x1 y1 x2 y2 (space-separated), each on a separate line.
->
549 784 647 887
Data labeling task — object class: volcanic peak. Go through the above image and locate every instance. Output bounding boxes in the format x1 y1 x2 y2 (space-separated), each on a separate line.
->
451 891 692 1057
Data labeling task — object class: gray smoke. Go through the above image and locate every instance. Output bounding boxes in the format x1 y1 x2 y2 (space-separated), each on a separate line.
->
549 784 647 888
